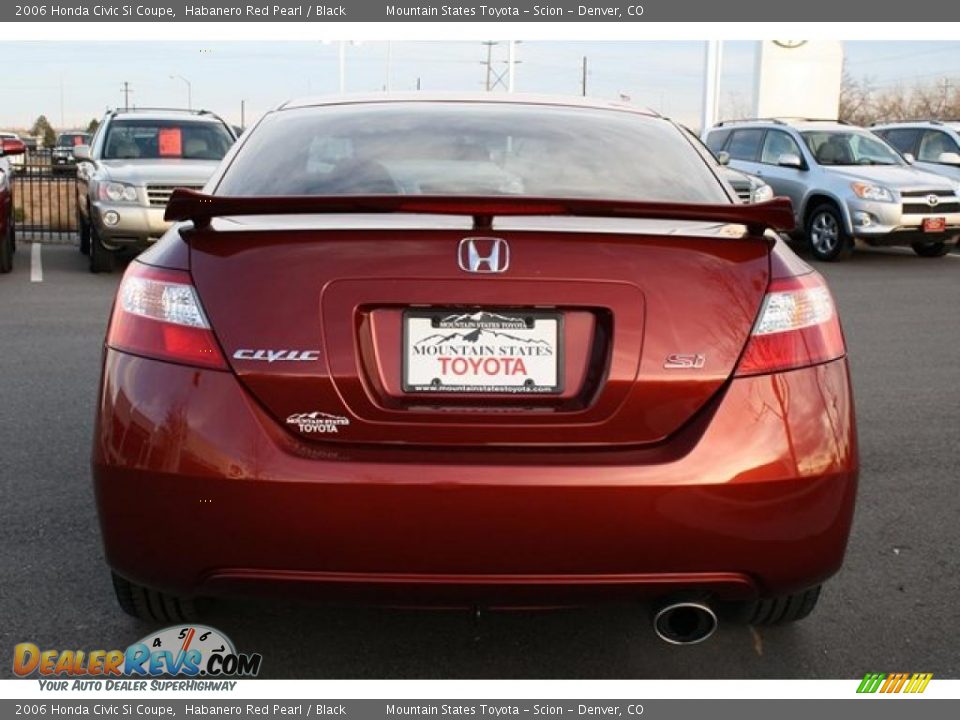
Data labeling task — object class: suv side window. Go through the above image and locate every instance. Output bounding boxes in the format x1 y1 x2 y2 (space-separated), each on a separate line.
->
705 129 731 155
760 130 802 165
878 128 920 155
917 130 960 162
725 129 765 162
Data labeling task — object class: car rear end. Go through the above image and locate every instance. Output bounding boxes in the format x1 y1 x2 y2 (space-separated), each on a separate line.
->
92 99 858 633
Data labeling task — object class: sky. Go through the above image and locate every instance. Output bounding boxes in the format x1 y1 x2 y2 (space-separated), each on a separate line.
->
0 40 958 131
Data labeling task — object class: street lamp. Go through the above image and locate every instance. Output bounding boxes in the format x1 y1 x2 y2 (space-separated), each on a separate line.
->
169 74 192 110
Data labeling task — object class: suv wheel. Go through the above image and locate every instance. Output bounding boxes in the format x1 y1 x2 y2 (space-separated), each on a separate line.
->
0 222 13 273
806 204 853 261
77 207 90 255
89 226 116 274
111 572 200 622
911 240 950 258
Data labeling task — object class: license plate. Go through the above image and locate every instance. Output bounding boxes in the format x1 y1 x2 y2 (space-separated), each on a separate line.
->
923 217 946 232
403 309 562 394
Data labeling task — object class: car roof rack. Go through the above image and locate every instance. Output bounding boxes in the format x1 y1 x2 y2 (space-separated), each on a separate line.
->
106 107 217 117
714 117 848 128
870 119 960 126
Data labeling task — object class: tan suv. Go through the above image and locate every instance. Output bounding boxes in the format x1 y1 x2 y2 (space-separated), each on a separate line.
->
75 108 236 273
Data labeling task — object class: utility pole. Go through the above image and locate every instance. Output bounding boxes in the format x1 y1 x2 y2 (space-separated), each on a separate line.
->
170 75 192 110
121 81 132 111
385 41 392 92
581 56 588 96
940 78 951 114
507 40 516 92
482 41 497 91
240 100 245 130
338 41 346 93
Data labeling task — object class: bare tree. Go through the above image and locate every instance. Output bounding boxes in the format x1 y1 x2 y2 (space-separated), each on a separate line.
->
840 71 960 125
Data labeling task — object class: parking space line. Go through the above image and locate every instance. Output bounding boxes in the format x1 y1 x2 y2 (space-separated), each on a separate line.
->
30 243 43 283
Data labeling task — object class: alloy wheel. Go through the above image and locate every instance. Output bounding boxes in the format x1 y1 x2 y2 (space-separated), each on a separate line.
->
810 211 840 254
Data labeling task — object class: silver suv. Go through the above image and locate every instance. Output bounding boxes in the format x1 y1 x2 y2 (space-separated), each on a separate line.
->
75 108 236 273
871 120 960 183
705 118 960 260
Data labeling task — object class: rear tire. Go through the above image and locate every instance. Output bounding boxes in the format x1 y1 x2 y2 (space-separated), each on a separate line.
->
806 204 853 261
736 585 823 625
911 241 950 258
0 223 12 273
89 226 115 274
111 572 200 622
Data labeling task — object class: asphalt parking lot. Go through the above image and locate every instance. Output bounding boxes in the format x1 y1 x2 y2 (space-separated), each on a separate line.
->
1 240 958 680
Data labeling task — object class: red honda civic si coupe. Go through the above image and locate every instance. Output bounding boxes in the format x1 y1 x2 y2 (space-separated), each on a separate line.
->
92 96 858 644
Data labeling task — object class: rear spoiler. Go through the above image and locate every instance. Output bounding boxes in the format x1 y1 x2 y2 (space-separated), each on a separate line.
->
165 189 795 235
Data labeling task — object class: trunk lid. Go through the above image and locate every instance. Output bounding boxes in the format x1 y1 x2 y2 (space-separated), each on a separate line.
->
189 216 771 447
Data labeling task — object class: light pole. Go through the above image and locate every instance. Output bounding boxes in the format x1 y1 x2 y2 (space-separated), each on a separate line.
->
170 74 192 110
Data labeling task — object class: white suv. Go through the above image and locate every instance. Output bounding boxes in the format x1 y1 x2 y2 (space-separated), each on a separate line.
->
872 120 960 183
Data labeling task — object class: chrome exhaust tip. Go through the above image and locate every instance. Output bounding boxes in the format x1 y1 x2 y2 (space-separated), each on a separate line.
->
652 601 718 645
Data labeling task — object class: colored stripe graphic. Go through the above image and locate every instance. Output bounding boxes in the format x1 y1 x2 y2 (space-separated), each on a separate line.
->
857 673 885 693
857 672 932 694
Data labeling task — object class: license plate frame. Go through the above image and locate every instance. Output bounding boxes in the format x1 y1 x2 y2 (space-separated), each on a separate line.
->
923 217 946 233
402 308 564 395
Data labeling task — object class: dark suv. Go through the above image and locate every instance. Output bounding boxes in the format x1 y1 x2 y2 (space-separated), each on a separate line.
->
51 132 91 175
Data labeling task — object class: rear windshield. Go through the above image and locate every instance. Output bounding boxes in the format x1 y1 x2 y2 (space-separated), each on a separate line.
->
216 103 729 203
57 134 89 147
103 120 233 161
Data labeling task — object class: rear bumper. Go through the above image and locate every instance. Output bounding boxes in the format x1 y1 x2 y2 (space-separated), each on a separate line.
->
92 351 859 606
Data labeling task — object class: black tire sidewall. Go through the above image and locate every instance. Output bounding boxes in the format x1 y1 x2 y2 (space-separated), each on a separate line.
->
89 225 114 274
78 206 90 255
911 241 949 258
0 223 12 273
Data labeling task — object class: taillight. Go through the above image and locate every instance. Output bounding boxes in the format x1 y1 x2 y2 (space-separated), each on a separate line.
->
735 272 846 377
106 262 227 370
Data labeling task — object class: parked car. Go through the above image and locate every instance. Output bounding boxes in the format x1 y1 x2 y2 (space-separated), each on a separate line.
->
0 132 26 174
871 120 960 182
0 135 26 273
93 95 858 643
74 108 237 273
681 125 774 203
51 131 91 175
720 162 774 203
706 118 960 260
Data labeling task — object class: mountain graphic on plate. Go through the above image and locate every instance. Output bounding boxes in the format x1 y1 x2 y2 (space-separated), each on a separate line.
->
440 311 526 325
287 412 349 422
414 328 551 347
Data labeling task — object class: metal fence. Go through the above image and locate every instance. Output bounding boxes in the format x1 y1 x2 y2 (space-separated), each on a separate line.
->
10 148 79 243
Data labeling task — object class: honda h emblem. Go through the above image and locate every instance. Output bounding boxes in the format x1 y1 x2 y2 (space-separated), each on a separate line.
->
458 237 510 274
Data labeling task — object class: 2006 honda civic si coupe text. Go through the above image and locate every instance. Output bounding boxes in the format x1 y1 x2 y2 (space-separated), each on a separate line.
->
92 96 858 645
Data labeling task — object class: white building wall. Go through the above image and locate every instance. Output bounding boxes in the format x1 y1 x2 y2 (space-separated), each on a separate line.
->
754 41 844 119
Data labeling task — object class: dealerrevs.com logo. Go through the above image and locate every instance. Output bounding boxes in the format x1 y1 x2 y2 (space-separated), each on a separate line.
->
857 672 933 694
13 625 262 690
